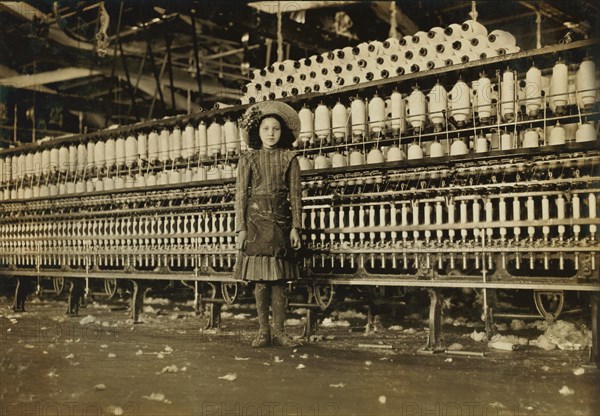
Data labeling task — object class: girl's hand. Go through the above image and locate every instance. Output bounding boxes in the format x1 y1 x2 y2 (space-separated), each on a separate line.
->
290 229 301 250
237 231 247 250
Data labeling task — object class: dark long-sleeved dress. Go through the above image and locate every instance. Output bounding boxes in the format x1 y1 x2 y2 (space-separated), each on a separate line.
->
234 148 302 281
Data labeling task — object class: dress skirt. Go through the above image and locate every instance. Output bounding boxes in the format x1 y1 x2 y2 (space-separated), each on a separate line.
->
234 194 299 282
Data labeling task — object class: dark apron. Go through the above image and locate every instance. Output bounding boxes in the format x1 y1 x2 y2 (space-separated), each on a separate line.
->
245 193 292 258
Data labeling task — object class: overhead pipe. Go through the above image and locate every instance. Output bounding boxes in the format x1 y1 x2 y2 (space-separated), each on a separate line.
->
148 56 169 120
190 11 203 102
53 1 92 43
144 33 166 109
106 1 125 124
127 52 147 118
117 33 139 119
164 33 177 110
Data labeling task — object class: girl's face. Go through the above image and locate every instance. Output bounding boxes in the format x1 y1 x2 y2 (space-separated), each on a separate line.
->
259 117 281 149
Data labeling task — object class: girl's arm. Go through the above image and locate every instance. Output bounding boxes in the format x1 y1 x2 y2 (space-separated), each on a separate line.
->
289 156 302 231
235 154 250 233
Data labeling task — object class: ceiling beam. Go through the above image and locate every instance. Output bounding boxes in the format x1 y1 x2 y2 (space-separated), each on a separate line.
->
203 44 260 61
0 1 95 51
518 1 590 35
480 11 536 26
58 75 105 91
0 85 157 120
152 1 351 53
248 1 359 13
0 68 101 89
88 87 125 99
1 2 152 57
0 64 21 79
1 31 240 100
370 1 420 35
0 65 56 93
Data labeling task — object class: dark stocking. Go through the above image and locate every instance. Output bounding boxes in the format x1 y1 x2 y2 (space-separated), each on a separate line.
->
271 281 288 336
254 283 271 335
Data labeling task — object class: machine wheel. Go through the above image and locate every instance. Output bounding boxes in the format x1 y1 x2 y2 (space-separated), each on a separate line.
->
313 283 335 311
104 278 118 299
53 277 66 296
205 282 218 299
221 282 239 305
534 290 564 321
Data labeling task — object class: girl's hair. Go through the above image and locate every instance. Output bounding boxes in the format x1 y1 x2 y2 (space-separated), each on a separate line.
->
247 114 295 150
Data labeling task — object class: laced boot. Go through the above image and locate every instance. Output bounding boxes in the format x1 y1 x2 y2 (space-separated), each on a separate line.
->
271 333 301 347
252 332 271 348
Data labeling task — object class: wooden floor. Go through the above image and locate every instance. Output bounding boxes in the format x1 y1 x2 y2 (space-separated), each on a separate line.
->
1 295 598 416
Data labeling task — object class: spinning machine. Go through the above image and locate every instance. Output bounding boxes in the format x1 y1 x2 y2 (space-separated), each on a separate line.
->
1 37 599 361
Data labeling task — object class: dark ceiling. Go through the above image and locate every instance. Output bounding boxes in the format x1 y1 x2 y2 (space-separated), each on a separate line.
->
0 0 598 145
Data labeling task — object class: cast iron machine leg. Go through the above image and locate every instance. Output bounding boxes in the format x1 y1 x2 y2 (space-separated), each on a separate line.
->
203 283 221 330
302 308 319 339
193 280 203 316
426 289 444 351
205 303 222 330
13 276 31 312
66 278 86 317
592 293 599 369
130 279 146 323
483 289 497 340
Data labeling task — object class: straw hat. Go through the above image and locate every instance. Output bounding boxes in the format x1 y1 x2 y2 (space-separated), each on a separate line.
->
239 101 300 143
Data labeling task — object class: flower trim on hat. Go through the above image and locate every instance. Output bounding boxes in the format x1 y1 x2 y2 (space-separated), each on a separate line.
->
238 106 263 133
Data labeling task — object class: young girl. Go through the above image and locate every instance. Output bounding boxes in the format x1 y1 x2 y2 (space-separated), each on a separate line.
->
235 101 302 348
